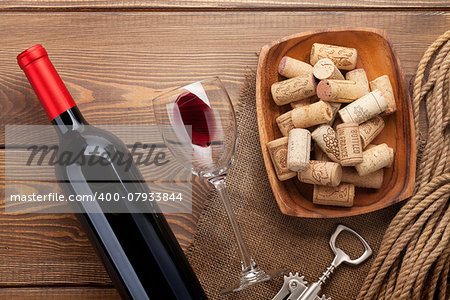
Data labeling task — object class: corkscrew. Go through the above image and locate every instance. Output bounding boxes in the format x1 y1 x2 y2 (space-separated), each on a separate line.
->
272 224 372 300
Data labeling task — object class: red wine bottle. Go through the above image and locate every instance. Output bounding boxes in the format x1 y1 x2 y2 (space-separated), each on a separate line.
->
18 45 207 300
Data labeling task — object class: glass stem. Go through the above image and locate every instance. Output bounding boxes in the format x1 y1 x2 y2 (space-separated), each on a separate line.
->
209 175 255 272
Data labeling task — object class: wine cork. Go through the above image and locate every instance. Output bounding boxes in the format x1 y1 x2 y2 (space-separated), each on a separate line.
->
317 79 367 102
291 100 333 128
271 74 316 106
338 90 388 124
276 110 295 137
313 183 355 207
314 143 331 161
342 168 384 189
298 160 342 187
370 75 397 115
310 43 358 70
327 102 341 126
336 123 363 166
290 95 317 109
355 143 394 176
313 58 345 80
359 116 385 148
311 125 340 163
267 137 296 181
345 68 370 93
278 56 314 78
287 129 311 172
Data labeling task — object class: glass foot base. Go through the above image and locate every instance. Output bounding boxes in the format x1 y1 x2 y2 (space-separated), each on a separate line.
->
220 267 287 295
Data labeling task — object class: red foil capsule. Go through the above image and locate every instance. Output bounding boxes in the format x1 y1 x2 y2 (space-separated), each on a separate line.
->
17 44 76 120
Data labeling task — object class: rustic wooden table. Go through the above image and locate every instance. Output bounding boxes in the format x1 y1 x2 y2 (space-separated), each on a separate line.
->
0 1 449 299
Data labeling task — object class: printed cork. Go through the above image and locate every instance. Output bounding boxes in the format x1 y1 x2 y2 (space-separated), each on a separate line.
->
267 137 296 181
276 110 295 137
359 116 385 148
311 125 340 163
271 73 316 105
370 75 397 115
291 100 333 128
313 58 344 80
338 89 387 124
313 183 355 207
336 122 363 166
298 160 342 187
310 43 358 70
278 56 314 78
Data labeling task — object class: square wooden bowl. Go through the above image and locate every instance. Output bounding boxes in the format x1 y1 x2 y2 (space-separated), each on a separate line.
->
256 28 416 218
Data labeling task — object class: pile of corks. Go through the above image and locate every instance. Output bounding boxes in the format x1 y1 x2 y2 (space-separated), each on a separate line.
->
267 43 397 207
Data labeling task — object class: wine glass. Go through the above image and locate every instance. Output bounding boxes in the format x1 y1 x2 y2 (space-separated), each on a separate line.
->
152 77 285 294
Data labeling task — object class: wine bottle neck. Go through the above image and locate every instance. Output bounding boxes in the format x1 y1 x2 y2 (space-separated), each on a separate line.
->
17 44 77 121
52 106 88 134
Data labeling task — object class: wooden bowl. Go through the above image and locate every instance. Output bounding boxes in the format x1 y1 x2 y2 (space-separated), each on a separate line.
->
256 28 416 218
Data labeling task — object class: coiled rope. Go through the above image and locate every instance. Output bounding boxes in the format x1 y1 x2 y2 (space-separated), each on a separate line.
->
358 30 450 300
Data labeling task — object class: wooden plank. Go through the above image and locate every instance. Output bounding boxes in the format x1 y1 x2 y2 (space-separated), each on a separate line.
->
0 0 448 10
0 212 112 286
0 12 448 145
2 148 191 182
0 287 120 299
0 177 210 286
4 125 168 147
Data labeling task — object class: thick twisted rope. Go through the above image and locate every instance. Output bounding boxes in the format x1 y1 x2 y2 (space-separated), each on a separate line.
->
358 30 450 300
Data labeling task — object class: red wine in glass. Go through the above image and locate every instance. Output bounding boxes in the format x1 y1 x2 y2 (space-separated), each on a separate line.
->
176 92 215 147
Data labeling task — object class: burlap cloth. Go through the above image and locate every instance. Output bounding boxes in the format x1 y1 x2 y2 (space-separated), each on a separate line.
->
186 71 401 300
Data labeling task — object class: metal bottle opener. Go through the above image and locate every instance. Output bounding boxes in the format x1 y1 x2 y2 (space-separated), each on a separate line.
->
272 224 372 300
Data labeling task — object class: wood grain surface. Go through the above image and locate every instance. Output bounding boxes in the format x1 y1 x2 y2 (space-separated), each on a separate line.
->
0 0 448 10
0 5 448 299
0 12 448 143
2 149 191 181
0 179 209 282
0 287 120 299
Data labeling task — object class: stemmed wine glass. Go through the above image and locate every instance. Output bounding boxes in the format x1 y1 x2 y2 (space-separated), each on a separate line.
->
152 77 285 294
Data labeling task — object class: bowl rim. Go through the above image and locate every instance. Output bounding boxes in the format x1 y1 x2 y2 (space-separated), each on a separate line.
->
256 28 416 218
